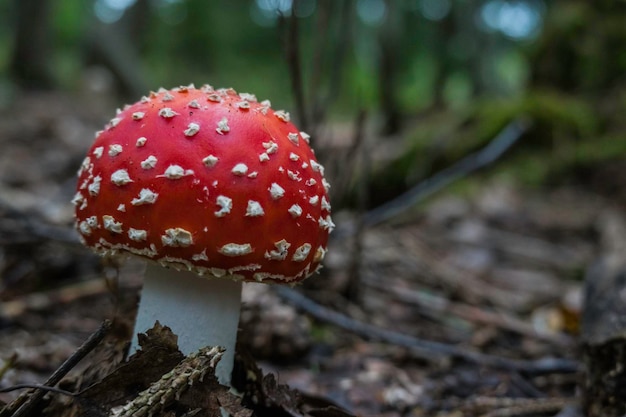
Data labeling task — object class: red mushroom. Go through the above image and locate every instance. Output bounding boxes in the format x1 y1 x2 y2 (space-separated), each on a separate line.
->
73 85 332 384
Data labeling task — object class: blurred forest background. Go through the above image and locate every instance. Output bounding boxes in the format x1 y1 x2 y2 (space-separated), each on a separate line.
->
2 0 626 203
2 1 626 416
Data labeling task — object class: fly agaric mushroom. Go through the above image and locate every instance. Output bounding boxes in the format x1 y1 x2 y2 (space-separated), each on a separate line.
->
73 85 332 385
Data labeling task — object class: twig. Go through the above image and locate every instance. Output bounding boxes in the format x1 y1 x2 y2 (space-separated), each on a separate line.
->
361 118 531 227
1 320 111 417
275 287 579 375
0 384 75 397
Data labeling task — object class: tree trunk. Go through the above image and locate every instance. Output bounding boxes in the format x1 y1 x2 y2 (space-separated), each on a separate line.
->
9 0 55 90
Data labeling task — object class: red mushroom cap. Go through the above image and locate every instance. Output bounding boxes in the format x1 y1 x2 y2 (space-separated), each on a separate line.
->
73 85 332 283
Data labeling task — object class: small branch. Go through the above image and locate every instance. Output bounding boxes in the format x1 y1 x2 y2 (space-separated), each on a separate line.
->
2 320 111 417
276 287 579 375
362 118 531 227
0 384 75 397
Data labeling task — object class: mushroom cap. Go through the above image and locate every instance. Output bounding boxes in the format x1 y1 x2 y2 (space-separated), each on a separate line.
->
73 85 332 283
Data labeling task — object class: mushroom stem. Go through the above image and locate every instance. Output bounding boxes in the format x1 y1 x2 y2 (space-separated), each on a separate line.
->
130 263 242 385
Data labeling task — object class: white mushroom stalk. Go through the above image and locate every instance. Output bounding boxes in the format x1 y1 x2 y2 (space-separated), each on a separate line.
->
130 264 241 385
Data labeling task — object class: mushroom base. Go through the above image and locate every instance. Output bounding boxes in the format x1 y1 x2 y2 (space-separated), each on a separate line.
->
130 263 242 385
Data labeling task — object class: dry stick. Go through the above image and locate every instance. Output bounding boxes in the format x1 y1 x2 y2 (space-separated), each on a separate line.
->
361 118 531 228
275 287 579 375
2 320 111 417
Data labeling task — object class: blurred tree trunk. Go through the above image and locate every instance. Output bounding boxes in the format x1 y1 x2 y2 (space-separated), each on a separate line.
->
377 0 402 136
84 0 150 99
9 0 55 90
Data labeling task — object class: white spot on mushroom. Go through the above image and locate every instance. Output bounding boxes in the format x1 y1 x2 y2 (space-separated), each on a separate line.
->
88 175 102 196
188 99 200 109
259 152 270 162
247 171 258 178
318 215 335 232
265 239 291 261
161 228 193 247
237 100 250 110
314 246 327 262
216 117 230 134
132 111 145 120
78 156 92 176
292 243 312 262
210 267 226 277
288 132 299 145
158 165 194 179
322 178 331 192
136 137 147 147
117 204 126 212
71 192 85 207
140 155 158 169
192 249 208 261
102 215 123 233
93 147 104 159
300 131 311 143
219 243 253 257
232 163 248 176
158 107 178 118
162 92 174 102
274 110 290 122
131 188 159 205
240 93 257 102
310 160 325 175
207 93 221 102
269 183 285 200
246 200 264 217
289 152 300 161
203 155 219 167
184 122 200 137
305 178 317 186
108 144 123 157
78 216 99 236
258 100 271 115
140 96 150 103
214 195 232 217
109 117 122 128
288 204 302 218
262 141 278 154
111 169 133 186
301 162 309 169
287 170 301 181
128 228 148 241
321 196 331 211
309 195 319 206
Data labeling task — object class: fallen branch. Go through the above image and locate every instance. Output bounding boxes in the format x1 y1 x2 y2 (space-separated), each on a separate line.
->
361 118 531 227
276 287 579 375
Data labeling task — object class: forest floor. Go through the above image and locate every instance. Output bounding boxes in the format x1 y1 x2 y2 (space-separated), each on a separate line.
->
0 90 624 416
